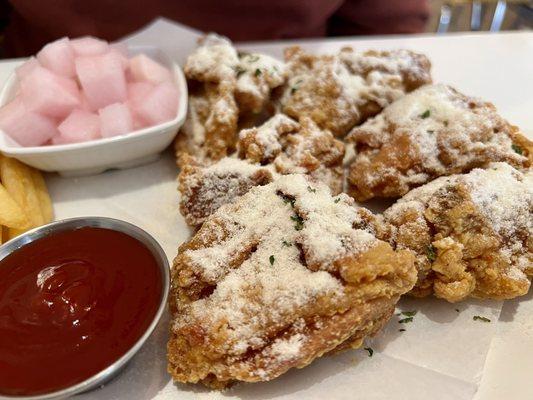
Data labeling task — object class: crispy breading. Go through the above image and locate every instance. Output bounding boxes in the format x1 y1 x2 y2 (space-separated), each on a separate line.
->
347 84 533 201
178 157 274 226
168 175 416 388
176 35 287 167
177 115 347 226
280 46 431 137
384 163 533 302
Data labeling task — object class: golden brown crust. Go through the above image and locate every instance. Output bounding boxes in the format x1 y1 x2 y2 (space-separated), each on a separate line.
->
347 84 532 201
168 175 416 388
384 163 532 302
176 35 287 167
280 46 431 137
178 157 274 226
177 115 347 227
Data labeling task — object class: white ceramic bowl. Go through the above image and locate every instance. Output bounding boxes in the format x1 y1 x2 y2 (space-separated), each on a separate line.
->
0 45 187 177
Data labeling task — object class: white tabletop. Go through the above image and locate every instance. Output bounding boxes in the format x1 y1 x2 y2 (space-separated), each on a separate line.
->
1 19 532 400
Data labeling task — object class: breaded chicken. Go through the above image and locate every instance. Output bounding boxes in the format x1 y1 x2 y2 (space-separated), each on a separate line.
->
178 114 346 226
280 46 431 137
168 175 416 388
176 34 287 167
178 156 274 226
346 84 533 201
239 114 346 194
384 162 532 302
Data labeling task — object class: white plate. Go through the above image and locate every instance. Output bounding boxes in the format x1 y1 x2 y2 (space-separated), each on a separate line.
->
0 45 188 177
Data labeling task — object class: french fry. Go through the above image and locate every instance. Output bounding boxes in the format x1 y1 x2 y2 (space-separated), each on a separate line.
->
0 182 29 229
0 156 44 231
30 168 54 223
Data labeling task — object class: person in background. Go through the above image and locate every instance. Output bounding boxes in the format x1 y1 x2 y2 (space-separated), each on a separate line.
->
1 0 429 58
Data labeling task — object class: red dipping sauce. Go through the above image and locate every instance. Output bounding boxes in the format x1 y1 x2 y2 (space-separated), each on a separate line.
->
0 226 163 396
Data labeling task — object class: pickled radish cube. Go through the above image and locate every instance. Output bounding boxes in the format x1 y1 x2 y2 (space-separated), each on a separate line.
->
70 36 109 56
126 82 154 127
51 135 70 145
135 82 178 125
36 37 76 78
111 50 129 71
109 43 129 70
15 57 40 80
127 82 154 104
0 98 58 146
58 109 101 143
20 66 80 118
109 42 128 57
75 53 127 110
99 103 133 137
79 95 92 111
129 54 171 84
131 114 148 130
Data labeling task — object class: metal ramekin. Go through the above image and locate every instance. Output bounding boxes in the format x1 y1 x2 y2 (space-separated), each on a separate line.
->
0 217 170 400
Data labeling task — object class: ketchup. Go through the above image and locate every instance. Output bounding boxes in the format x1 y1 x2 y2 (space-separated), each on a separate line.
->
0 227 163 396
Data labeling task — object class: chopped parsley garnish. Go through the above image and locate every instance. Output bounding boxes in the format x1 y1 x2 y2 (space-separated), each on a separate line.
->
399 328 406 332
334 198 341 203
364 347 374 357
420 109 431 119
427 130 435 134
398 317 414 324
290 79 303 94
473 315 491 323
246 54 260 62
254 68 262 77
512 144 523 155
269 255 275 265
281 195 295 208
234 66 246 78
400 310 417 317
282 240 292 247
291 215 304 231
426 245 437 262
443 120 449 127
307 186 316 193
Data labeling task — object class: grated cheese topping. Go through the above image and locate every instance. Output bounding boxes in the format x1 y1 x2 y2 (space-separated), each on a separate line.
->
280 47 431 135
386 162 533 276
178 157 274 226
176 174 378 354
184 33 239 82
348 84 528 190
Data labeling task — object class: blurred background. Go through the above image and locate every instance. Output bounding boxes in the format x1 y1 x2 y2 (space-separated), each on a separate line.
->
0 0 531 59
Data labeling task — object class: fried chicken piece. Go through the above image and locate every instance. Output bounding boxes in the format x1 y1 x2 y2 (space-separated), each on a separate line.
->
178 156 274 226
178 114 346 226
280 46 431 137
347 84 533 201
239 114 346 194
384 163 533 302
176 34 287 167
175 82 239 167
168 174 416 388
235 52 287 114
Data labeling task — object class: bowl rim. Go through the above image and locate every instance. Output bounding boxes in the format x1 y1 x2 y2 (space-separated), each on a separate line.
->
0 44 188 155
0 216 170 400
